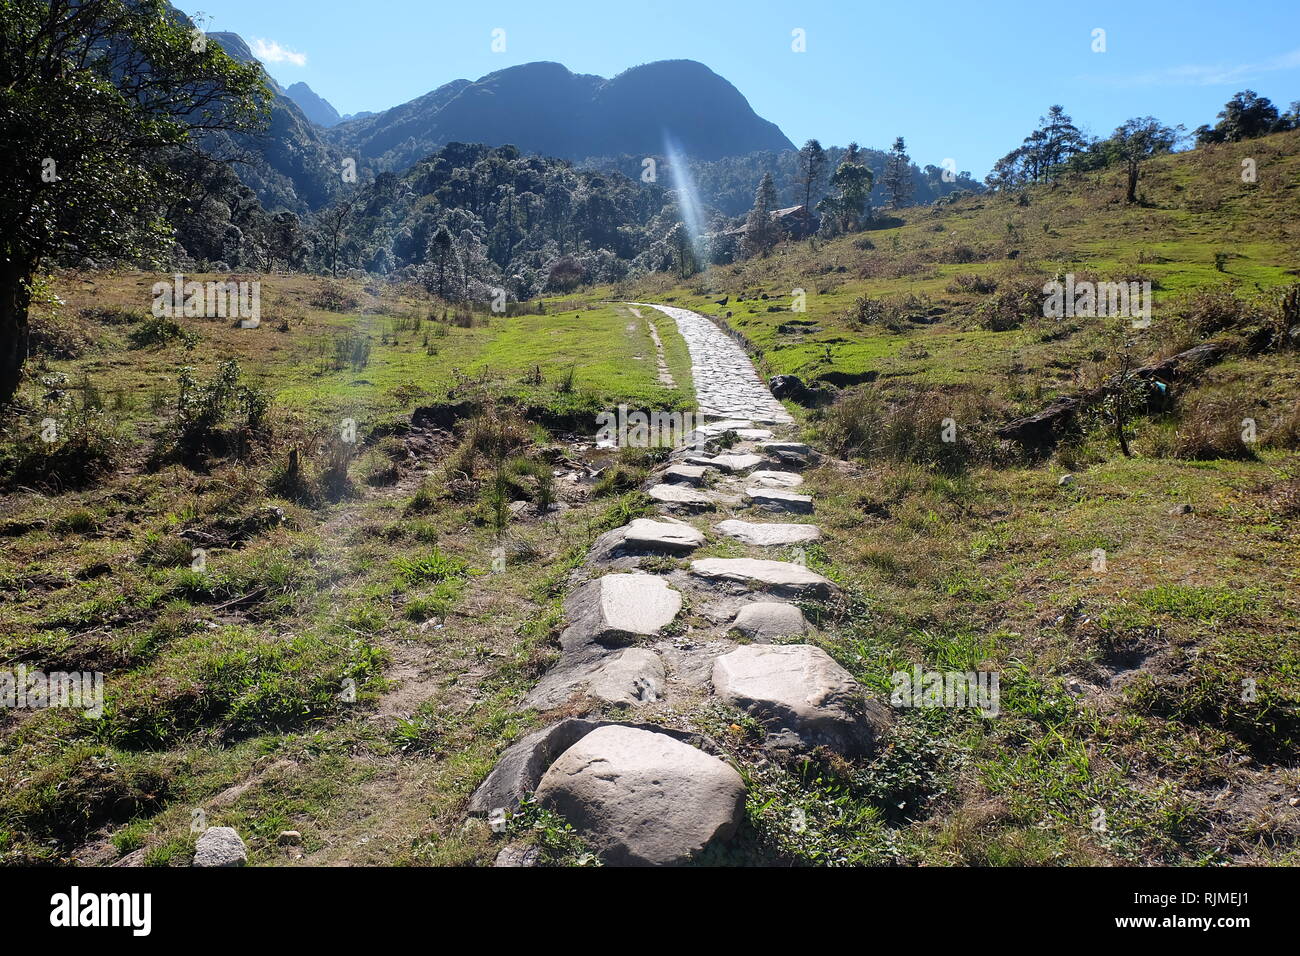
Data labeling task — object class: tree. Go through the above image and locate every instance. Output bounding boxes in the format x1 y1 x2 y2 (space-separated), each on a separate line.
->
321 195 359 278
1195 90 1286 145
741 173 781 258
985 106 1089 189
666 222 697 278
1111 118 1183 203
818 146 874 237
426 225 455 299
882 137 914 209
793 139 827 235
830 147 874 230
1037 106 1087 178
0 0 268 403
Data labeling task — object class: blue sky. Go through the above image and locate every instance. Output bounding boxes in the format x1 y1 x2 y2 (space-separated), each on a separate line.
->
187 0 1300 177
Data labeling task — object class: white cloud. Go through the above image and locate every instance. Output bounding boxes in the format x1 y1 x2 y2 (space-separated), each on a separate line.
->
251 38 307 68
1086 47 1300 88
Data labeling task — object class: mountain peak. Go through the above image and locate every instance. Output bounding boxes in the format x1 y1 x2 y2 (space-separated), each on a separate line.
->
329 58 793 168
286 81 342 128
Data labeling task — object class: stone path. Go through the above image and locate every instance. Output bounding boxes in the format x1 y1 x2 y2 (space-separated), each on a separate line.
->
631 303 793 423
473 303 888 866
628 305 676 387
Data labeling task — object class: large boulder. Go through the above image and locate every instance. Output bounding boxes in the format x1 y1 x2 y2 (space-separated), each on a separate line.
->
712 644 887 756
536 725 745 865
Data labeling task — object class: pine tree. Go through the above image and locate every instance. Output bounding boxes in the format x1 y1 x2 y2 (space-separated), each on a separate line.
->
742 172 781 258
794 139 827 234
882 137 914 209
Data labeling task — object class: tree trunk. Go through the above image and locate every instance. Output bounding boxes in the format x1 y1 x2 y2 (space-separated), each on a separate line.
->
0 257 34 405
1126 161 1139 203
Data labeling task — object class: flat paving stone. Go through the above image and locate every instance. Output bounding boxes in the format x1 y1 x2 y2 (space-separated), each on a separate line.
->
715 519 821 546
747 469 804 489
622 518 705 553
648 483 716 508
662 464 709 485
746 488 814 514
689 557 835 598
686 453 763 474
562 573 683 650
712 644 888 756
730 602 811 641
536 725 746 865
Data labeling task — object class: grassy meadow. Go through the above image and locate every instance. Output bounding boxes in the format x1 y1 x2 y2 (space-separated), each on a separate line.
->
1 129 1297 866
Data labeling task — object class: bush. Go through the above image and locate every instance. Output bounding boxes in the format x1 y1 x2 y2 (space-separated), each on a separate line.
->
1166 395 1257 460
0 406 124 490
975 278 1042 332
946 273 998 295
310 281 359 312
819 386 1000 474
128 315 195 349
160 360 269 465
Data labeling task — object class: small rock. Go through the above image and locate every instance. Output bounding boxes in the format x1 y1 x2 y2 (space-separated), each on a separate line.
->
193 827 247 867
494 843 541 867
277 830 301 846
1058 474 1074 486
1169 503 1193 515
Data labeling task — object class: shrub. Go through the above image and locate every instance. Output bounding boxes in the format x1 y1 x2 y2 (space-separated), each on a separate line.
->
1165 395 1257 460
128 315 195 349
0 406 124 490
161 361 269 465
819 386 1000 474
975 278 1042 332
311 281 359 312
946 273 998 295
